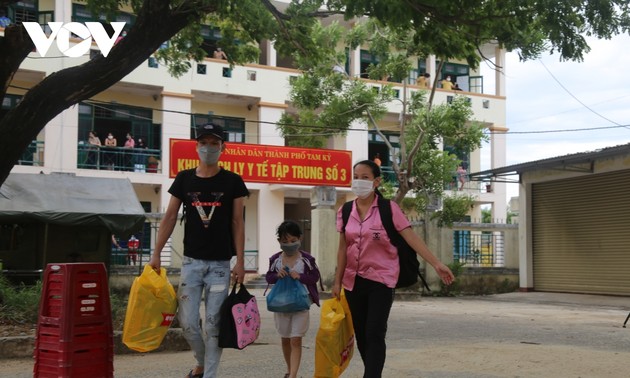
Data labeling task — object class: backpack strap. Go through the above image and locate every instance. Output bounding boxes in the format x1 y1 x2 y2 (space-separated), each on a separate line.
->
377 197 401 246
341 201 353 233
377 196 431 291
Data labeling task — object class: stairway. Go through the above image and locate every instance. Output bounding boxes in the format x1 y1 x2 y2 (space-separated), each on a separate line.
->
244 274 269 289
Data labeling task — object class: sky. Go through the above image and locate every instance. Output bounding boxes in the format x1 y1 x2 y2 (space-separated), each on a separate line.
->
481 33 630 203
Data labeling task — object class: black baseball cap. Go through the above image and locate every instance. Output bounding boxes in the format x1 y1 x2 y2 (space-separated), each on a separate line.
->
195 123 225 141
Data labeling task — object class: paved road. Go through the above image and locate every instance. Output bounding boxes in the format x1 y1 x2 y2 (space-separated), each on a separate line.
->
3 291 630 378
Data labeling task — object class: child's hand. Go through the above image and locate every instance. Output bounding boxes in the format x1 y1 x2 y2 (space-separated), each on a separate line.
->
289 271 300 280
277 268 288 278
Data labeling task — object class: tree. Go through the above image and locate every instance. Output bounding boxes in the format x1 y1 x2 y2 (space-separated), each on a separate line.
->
1 0 629 188
276 0 630 216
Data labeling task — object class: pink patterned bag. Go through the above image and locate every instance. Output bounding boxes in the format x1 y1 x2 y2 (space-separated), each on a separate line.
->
219 282 261 349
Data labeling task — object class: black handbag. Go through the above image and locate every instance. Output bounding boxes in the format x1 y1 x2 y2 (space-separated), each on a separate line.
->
218 282 261 349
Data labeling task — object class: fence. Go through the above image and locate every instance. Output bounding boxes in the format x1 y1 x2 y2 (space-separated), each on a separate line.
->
77 144 161 173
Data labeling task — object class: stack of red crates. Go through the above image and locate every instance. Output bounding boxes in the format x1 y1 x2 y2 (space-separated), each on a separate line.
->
34 263 114 378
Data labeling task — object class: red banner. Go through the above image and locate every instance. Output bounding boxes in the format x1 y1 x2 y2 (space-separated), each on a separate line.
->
169 139 352 187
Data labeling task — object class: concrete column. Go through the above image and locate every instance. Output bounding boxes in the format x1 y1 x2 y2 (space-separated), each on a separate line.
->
160 91 193 211
310 187 338 288
256 185 285 274
427 55 437 84
349 47 361 78
266 40 277 67
258 103 286 146
490 125 508 221
519 180 533 290
344 119 368 162
55 0 72 23
44 104 78 173
495 47 506 97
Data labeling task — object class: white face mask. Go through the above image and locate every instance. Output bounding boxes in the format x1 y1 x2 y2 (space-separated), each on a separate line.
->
198 145 222 165
108 135 113 139
351 179 374 199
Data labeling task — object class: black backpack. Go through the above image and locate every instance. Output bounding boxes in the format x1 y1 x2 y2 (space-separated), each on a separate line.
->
341 197 430 291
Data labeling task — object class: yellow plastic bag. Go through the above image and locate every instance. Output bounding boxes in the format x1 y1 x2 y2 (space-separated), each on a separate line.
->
122 265 177 352
314 290 355 377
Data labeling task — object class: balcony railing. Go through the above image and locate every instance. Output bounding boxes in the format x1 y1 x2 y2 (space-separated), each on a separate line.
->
17 140 45 166
77 143 162 173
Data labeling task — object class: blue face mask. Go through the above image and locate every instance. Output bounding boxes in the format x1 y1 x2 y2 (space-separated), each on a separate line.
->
280 241 300 256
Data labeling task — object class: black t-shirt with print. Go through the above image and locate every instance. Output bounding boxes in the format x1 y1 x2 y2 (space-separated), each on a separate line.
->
169 168 249 260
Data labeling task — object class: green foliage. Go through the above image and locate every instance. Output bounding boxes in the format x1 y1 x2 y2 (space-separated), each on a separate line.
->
109 288 129 331
338 0 630 66
0 274 42 324
482 207 492 223
432 194 476 227
0 274 128 330
279 18 488 218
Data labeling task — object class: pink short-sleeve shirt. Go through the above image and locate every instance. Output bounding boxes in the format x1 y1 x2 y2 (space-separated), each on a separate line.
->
336 197 411 290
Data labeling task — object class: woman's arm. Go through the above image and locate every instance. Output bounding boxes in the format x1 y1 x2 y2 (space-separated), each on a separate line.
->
331 233 347 298
399 227 455 285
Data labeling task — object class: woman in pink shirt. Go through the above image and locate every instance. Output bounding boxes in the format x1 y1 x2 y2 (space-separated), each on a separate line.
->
332 160 454 378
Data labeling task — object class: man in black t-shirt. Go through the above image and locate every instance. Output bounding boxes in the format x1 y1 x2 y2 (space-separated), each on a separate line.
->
149 123 249 378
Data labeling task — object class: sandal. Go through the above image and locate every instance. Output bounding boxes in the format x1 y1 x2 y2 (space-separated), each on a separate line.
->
186 369 203 378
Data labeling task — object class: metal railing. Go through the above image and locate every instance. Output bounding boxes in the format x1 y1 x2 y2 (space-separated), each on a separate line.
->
17 140 45 166
453 230 505 267
77 144 162 173
111 247 260 272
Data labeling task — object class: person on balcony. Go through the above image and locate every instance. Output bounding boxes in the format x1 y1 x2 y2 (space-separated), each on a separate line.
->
457 165 468 190
213 47 227 60
0 10 11 28
418 72 430 89
86 130 101 168
103 132 117 170
441 75 454 90
372 153 382 167
124 133 135 171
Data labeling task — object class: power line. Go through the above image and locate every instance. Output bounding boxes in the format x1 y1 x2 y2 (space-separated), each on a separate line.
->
538 59 629 129
7 84 630 137
509 93 630 125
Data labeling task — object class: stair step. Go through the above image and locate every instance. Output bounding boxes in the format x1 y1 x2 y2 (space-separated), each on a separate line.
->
244 275 268 289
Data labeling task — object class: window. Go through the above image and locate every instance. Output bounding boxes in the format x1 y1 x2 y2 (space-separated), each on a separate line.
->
197 64 207 75
72 4 136 26
78 102 156 148
247 70 256 81
199 24 222 58
11 0 37 23
222 67 232 78
441 62 469 77
38 11 53 33
469 76 484 94
360 49 381 79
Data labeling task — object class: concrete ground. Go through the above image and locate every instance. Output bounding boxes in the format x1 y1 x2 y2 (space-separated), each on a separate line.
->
3 291 630 378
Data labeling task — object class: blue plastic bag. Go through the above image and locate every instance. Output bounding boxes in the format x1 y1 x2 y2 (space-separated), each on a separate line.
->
266 276 311 312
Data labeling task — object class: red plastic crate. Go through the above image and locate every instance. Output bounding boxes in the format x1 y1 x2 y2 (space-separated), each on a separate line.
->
34 263 114 378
